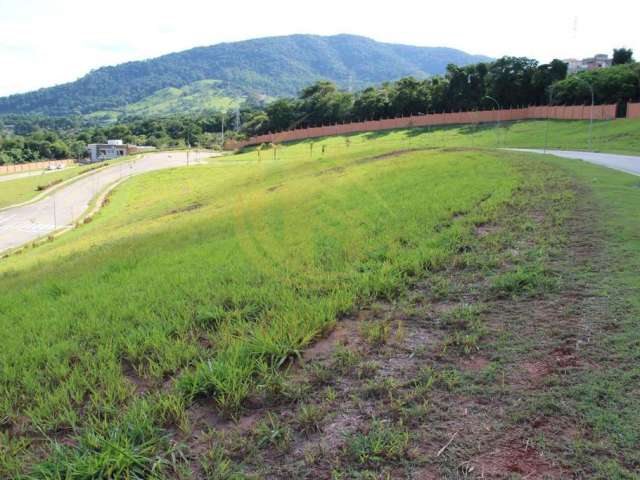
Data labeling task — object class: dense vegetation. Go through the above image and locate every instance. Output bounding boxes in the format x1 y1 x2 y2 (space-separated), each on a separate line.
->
0 34 489 116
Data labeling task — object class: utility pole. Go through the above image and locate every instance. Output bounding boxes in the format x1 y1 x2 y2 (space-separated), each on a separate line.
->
235 108 240 131
544 85 556 154
221 115 225 149
575 77 595 150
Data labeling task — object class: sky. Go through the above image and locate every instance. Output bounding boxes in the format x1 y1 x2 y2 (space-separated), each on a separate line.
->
1 0 638 97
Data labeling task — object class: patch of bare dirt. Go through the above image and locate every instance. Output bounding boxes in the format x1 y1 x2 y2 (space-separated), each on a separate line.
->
121 361 154 395
461 356 490 372
467 441 565 479
303 319 358 362
475 223 498 238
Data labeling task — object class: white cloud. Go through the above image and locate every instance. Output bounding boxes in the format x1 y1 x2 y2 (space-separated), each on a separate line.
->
0 0 638 96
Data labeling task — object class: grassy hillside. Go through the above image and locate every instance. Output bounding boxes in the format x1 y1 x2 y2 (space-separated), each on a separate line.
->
246 117 640 156
0 34 489 116
123 80 245 117
1 127 639 477
1 137 522 474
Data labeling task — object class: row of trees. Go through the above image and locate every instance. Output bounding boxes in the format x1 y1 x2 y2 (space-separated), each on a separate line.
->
0 131 85 165
241 56 571 135
241 52 638 136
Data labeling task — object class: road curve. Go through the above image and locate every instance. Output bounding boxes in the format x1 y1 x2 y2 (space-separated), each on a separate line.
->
508 149 640 177
0 150 215 254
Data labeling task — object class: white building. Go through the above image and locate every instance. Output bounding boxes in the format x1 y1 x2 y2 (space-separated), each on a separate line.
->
86 139 130 163
564 54 612 74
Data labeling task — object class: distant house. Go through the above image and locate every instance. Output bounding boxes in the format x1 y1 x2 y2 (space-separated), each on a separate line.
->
564 54 612 74
86 139 131 163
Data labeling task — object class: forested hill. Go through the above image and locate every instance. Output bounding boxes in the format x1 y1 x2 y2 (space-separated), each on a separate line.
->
0 34 490 117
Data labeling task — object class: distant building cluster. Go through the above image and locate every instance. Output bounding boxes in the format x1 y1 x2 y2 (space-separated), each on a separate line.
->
563 54 612 74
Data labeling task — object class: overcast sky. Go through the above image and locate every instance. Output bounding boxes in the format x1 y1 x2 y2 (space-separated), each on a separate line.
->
1 0 638 97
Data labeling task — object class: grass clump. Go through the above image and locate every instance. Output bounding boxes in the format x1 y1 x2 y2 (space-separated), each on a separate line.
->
344 420 410 467
360 319 392 347
30 415 180 480
253 414 292 452
440 304 486 355
490 263 557 298
293 403 326 435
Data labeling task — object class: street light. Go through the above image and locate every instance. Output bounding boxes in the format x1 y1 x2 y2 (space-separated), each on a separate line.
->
574 77 595 151
484 95 501 147
544 84 556 154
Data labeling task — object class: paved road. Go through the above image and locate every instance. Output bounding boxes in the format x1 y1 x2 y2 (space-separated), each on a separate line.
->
509 149 640 177
0 151 214 254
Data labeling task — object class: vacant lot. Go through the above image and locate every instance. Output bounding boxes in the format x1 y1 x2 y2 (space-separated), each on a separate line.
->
1 127 639 478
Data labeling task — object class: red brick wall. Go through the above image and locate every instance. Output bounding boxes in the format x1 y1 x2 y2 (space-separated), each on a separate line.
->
225 104 618 150
627 102 640 119
0 159 75 175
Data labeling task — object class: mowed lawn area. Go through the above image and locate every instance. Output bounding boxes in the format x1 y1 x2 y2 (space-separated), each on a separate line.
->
1 125 639 477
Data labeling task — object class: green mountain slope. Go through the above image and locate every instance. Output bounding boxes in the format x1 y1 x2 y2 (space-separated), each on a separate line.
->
0 34 490 116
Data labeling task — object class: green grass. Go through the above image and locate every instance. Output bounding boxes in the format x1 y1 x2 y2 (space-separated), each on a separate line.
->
0 133 528 476
541 156 640 478
1 120 640 476
241 117 640 157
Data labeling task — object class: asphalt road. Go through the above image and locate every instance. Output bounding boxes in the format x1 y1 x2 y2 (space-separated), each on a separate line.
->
509 149 640 177
0 150 214 254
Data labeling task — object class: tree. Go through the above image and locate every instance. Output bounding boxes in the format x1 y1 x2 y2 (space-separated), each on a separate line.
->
389 77 429 116
485 57 540 107
265 99 299 131
352 87 391 120
242 111 270 136
552 64 640 105
612 48 634 65
298 81 353 126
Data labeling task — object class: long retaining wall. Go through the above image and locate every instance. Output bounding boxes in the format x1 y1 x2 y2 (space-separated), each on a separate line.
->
0 159 75 175
628 102 640 119
225 104 618 150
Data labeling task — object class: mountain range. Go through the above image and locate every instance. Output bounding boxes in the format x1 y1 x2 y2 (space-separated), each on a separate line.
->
0 34 490 118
